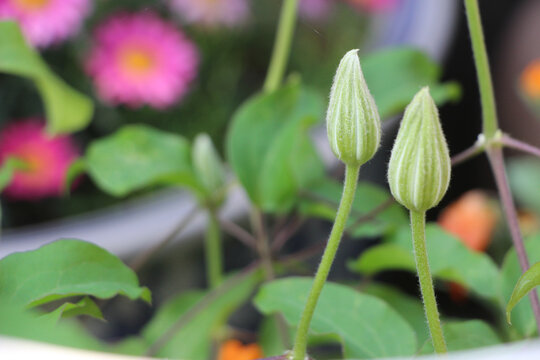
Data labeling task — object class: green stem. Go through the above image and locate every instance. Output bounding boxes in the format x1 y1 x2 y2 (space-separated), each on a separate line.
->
464 0 499 139
410 211 447 354
291 165 360 360
263 0 299 93
205 209 223 289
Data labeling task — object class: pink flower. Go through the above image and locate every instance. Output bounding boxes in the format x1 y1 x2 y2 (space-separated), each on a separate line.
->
168 0 250 28
0 0 91 48
85 12 198 109
299 0 331 21
346 0 400 12
0 119 79 200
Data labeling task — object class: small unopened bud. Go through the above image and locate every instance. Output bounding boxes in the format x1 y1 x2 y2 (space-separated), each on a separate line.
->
387 87 451 212
326 49 381 167
192 133 226 202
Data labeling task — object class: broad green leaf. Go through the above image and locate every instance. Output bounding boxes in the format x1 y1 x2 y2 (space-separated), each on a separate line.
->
507 262 540 325
362 283 429 347
421 320 500 353
299 178 407 238
501 234 540 336
226 79 325 213
40 297 104 323
0 239 151 308
143 270 262 359
349 224 500 300
508 157 540 214
363 47 460 119
0 21 93 134
254 277 417 359
0 299 103 351
86 125 201 197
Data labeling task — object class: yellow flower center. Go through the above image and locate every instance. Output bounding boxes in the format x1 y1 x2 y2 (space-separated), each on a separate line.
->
12 0 50 12
119 47 156 78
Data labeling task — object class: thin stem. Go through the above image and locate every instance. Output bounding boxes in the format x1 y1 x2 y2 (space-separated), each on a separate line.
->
451 142 485 167
291 164 360 360
486 147 540 334
252 209 276 280
220 219 258 249
263 0 299 93
410 211 447 353
346 196 395 232
501 134 540 159
251 208 292 348
271 216 304 253
129 206 199 272
205 209 223 289
464 0 499 138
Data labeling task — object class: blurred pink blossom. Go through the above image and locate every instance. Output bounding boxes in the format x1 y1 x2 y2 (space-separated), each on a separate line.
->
0 0 91 48
299 0 331 21
347 0 400 12
0 120 79 200
168 0 250 27
85 12 198 109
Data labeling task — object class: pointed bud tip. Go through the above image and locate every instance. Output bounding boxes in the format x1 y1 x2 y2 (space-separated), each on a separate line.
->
326 49 381 167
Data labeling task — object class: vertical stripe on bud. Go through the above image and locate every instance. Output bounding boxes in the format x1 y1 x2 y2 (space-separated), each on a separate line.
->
326 49 381 167
192 133 226 202
388 87 451 212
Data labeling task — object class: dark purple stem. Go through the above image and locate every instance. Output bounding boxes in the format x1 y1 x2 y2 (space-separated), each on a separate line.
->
501 135 540 159
486 146 540 334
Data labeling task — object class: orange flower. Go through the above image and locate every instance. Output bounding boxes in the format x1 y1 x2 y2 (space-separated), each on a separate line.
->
520 59 540 99
218 339 264 360
438 190 497 252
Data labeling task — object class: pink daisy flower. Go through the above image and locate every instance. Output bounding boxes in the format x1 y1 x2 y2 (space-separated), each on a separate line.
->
0 119 79 200
0 0 91 48
168 0 250 28
86 12 198 109
299 0 331 21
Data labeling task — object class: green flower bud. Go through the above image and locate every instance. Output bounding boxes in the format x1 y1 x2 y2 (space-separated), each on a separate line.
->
326 49 381 167
192 133 227 202
387 87 451 212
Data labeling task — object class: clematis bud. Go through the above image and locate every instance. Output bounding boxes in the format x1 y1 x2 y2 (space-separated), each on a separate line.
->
326 49 381 167
192 133 227 203
388 87 451 212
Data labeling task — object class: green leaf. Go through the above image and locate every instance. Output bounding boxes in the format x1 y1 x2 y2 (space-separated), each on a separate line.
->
508 157 540 214
0 21 93 134
0 299 103 351
299 178 407 238
362 283 429 347
40 297 104 323
259 316 289 358
0 239 151 308
143 271 261 359
86 125 201 197
421 320 500 353
226 79 325 213
507 262 540 325
0 156 26 192
501 234 540 336
63 158 86 195
349 224 500 300
254 277 417 359
363 47 461 119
